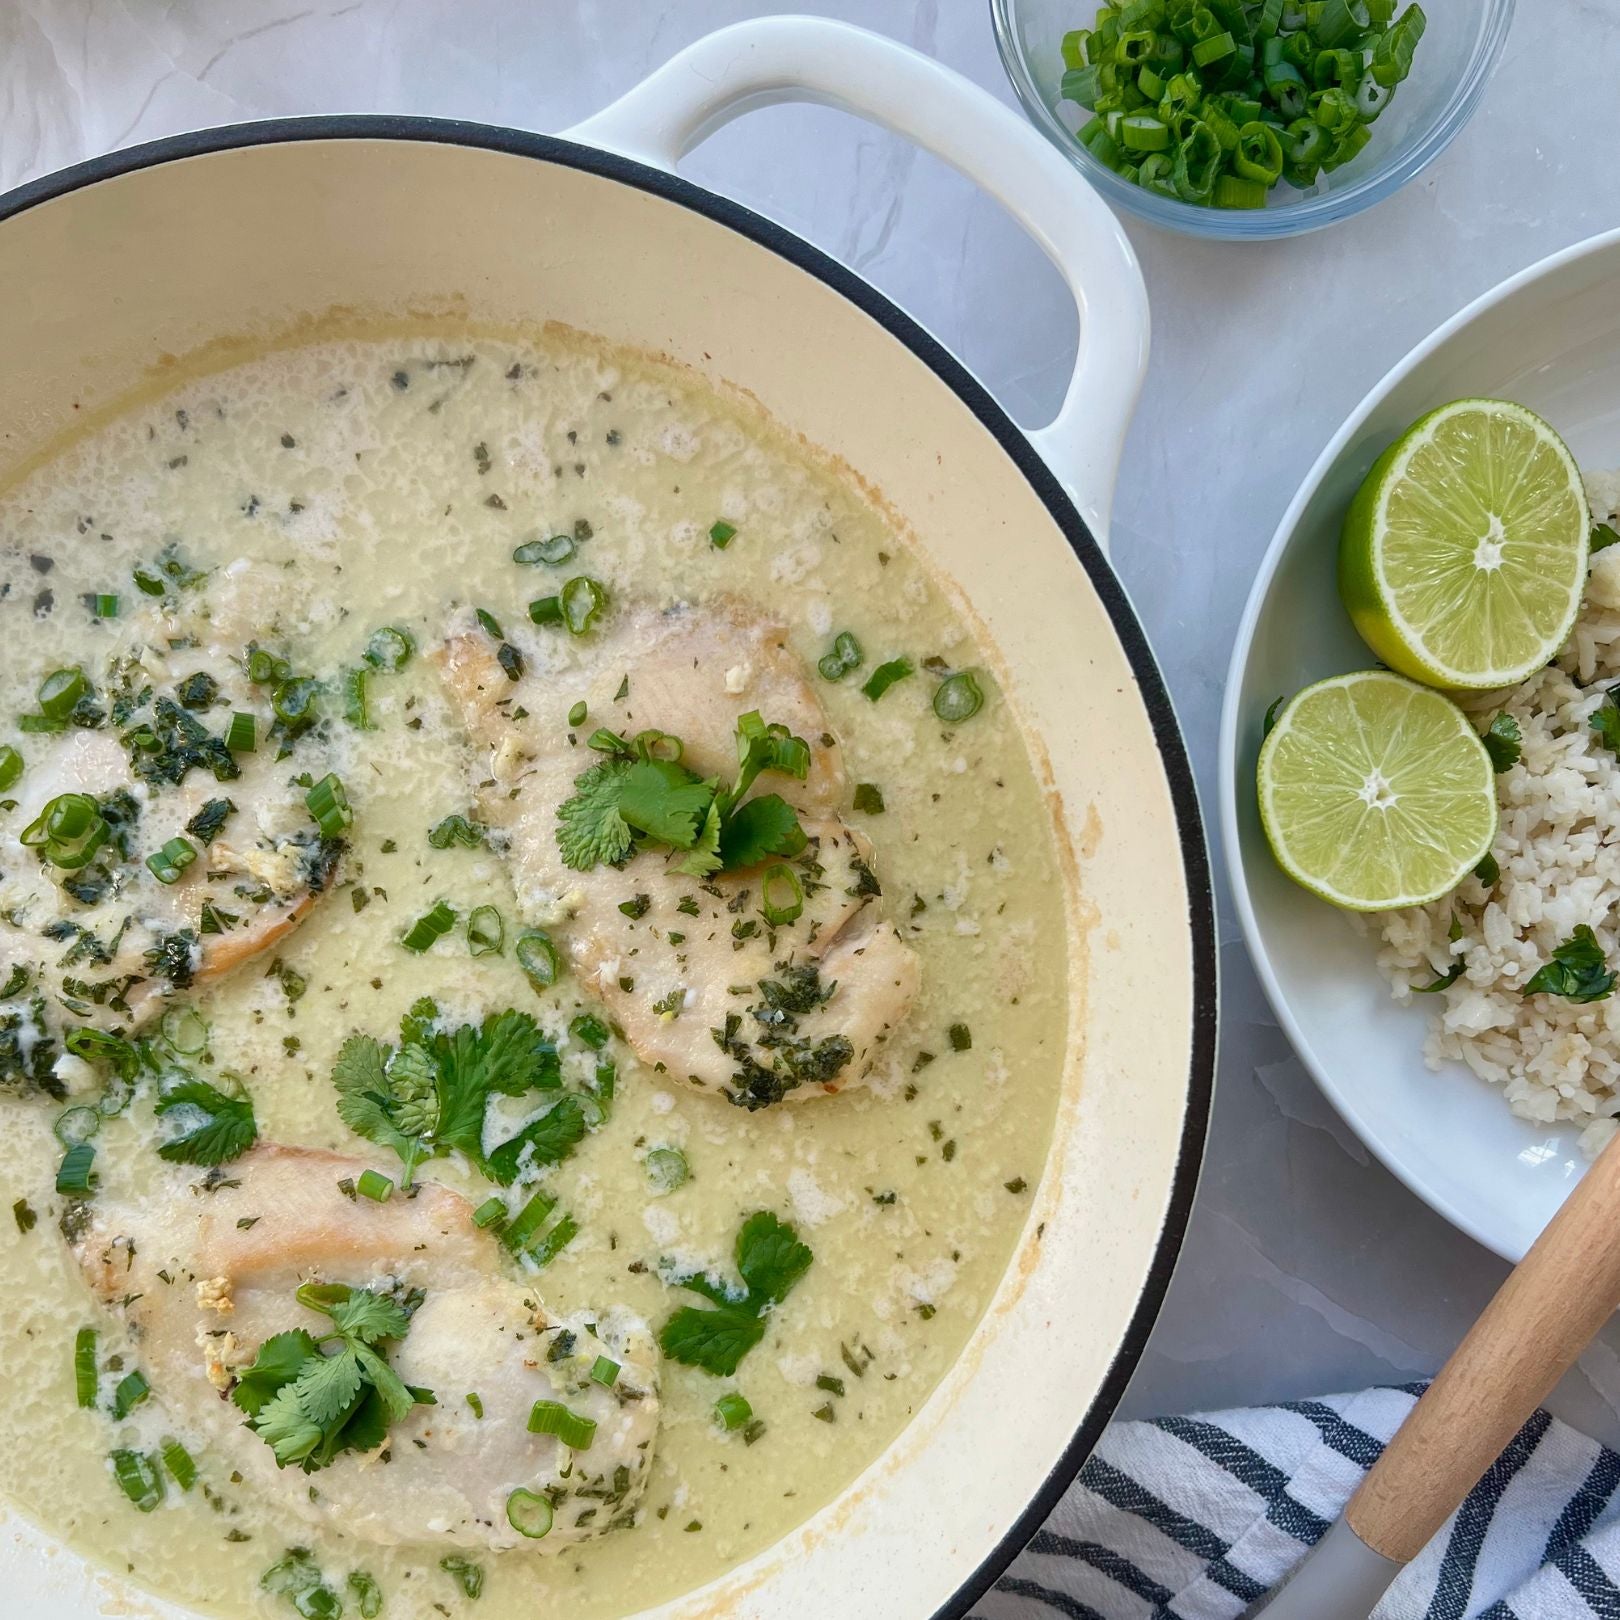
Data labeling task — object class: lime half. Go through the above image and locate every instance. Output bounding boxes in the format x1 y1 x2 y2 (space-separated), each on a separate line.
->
1258 670 1497 911
1339 398 1588 689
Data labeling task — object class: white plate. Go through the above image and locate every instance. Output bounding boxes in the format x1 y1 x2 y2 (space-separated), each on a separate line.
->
1221 228 1620 1264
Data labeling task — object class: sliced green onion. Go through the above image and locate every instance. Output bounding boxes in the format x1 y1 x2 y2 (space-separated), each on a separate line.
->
56 1141 96 1195
1120 113 1172 151
467 904 504 957
760 864 804 927
348 1572 383 1620
246 648 281 684
109 1449 164 1512
516 929 561 990
160 1437 197 1490
357 1169 394 1203
709 520 737 549
569 1012 611 1050
440 1559 485 1603
401 902 456 953
1313 0 1369 47
75 1327 98 1408
343 666 374 731
17 714 66 734
146 835 199 885
475 607 505 640
1233 119 1283 182
527 1399 597 1450
94 593 120 618
161 1005 209 1056
22 793 108 869
527 1213 578 1268
465 1392 484 1418
0 745 22 792
861 656 914 702
364 625 415 670
933 670 985 722
1214 173 1269 207
1322 118 1371 169
38 667 88 720
567 699 588 727
817 630 863 681
501 1190 556 1252
472 1195 508 1230
590 1355 621 1388
560 575 608 635
305 773 353 836
427 813 483 848
112 1369 151 1419
714 1393 753 1431
271 675 319 730
528 594 563 626
506 1487 555 1539
514 534 576 566
54 1106 101 1149
220 711 255 755
645 1146 690 1193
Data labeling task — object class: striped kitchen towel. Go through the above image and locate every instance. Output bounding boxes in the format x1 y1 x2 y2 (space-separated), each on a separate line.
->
973 1387 1620 1620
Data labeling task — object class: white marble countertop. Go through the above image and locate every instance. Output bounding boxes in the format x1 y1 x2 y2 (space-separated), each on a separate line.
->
6 0 1620 1459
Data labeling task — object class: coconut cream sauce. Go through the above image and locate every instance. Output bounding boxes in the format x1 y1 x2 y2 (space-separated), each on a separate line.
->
0 331 1066 1619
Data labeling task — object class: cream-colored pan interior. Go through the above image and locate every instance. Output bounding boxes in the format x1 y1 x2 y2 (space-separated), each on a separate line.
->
0 131 1210 1620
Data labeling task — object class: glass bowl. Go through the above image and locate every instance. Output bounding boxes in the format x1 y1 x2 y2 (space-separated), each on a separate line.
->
990 0 1515 239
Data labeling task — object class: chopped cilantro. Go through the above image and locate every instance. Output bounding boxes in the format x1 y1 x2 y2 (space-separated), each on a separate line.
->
232 1283 429 1472
154 1078 257 1166
332 1002 565 1185
1593 692 1620 756
1481 713 1521 772
659 1211 812 1376
1594 521 1620 553
1522 925 1615 1004
185 797 237 846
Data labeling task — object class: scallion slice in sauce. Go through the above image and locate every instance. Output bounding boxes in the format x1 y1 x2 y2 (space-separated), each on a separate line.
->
861 656 914 703
709 521 737 549
645 1146 690 1193
932 670 985 723
109 1449 164 1512
356 1169 394 1203
74 1327 98 1408
505 1487 555 1539
472 1196 508 1230
401 902 456 953
304 773 353 836
37 666 88 720
560 575 608 636
527 1399 598 1450
93 593 120 618
0 745 21 792
224 711 257 753
160 1437 197 1490
501 1191 556 1253
363 625 415 671
817 631 863 681
590 1355 621 1388
56 1142 95 1196
760 863 805 926
53 1106 100 1149
146 835 199 885
112 1369 151 1419
513 534 575 566
714 1393 753 1431
161 1006 209 1057
467 904 505 957
21 794 108 870
515 929 562 989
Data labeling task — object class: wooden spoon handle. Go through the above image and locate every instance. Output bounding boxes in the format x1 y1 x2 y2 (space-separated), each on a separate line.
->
1347 1127 1620 1564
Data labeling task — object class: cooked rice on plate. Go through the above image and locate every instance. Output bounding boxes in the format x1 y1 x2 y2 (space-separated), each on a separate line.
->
1374 468 1620 1154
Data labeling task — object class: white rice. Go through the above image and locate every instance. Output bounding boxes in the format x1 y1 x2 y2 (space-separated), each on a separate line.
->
1373 469 1620 1154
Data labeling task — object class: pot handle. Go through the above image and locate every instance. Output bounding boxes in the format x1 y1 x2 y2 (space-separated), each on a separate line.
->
564 15 1148 549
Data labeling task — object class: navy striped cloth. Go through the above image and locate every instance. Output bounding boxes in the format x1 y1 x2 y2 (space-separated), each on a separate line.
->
973 1388 1620 1620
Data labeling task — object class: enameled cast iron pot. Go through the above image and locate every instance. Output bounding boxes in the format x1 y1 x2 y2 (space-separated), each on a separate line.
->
0 18 1215 1619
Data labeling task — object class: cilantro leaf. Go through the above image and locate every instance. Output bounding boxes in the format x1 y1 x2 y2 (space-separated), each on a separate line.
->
556 758 635 871
676 797 724 878
332 1035 412 1154
231 1330 320 1418
719 793 808 871
658 1210 813 1377
352 1341 416 1421
1523 925 1616 1004
1594 521 1620 553
1413 963 1464 993
154 1079 257 1166
484 1097 589 1185
1593 693 1620 756
326 1290 411 1347
254 1382 328 1466
615 759 715 848
1481 713 1521 772
736 1211 814 1307
658 1305 766 1376
294 1347 363 1426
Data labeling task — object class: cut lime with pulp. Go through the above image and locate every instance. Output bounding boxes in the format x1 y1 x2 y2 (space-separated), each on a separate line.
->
1258 671 1496 912
1339 398 1588 690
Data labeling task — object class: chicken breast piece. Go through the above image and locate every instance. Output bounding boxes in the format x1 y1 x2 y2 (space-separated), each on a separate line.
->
74 1144 659 1552
434 599 919 1107
0 591 344 1095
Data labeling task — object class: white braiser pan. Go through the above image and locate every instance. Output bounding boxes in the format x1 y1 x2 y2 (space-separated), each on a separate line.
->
0 18 1215 1619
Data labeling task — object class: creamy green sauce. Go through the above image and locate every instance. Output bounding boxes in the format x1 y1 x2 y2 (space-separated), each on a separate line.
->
0 330 1067 1618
